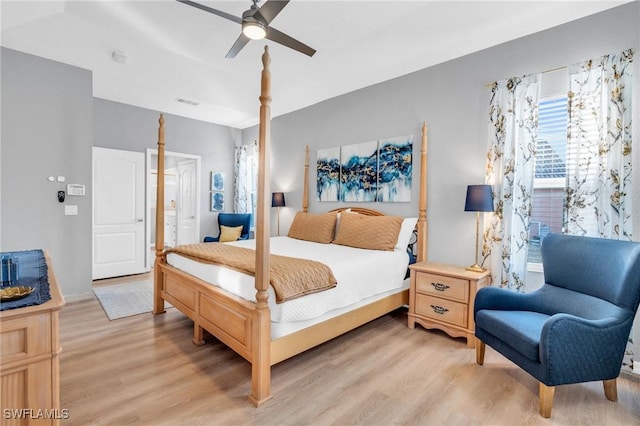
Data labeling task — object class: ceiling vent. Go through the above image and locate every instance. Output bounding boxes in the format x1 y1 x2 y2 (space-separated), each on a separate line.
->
175 97 200 106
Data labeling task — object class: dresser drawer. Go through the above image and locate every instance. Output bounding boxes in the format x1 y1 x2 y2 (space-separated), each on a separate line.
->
415 294 467 327
415 272 469 302
1 358 53 416
0 312 52 362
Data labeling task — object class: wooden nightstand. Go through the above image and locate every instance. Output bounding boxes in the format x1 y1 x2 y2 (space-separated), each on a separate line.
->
408 261 491 347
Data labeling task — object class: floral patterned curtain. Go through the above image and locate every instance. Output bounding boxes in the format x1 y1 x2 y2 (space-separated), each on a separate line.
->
564 49 633 240
565 48 635 375
234 141 258 222
484 74 541 291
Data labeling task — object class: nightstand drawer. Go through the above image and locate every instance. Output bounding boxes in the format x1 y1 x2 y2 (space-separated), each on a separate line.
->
415 272 469 302
415 294 467 327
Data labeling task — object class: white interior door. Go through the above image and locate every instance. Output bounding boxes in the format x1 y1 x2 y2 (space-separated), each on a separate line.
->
176 159 199 245
146 149 201 268
92 147 146 279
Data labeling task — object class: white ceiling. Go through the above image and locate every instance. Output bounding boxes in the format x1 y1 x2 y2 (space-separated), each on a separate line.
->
1 1 629 129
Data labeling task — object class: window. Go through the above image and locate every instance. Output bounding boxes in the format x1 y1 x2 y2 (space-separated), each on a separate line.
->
234 142 258 227
528 95 568 264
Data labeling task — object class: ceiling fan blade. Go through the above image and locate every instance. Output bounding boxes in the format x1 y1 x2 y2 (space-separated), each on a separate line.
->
255 0 289 25
176 0 242 24
266 27 316 57
225 33 251 59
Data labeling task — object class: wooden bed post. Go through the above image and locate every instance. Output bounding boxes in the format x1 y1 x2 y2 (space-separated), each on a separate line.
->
303 145 309 213
250 45 272 407
417 122 428 262
153 114 166 314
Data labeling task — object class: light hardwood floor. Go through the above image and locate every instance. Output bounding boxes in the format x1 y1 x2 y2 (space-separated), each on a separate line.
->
61 288 640 425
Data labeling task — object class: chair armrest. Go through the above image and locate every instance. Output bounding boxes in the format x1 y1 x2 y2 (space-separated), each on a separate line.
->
474 287 540 317
539 313 633 381
238 235 250 240
203 236 220 243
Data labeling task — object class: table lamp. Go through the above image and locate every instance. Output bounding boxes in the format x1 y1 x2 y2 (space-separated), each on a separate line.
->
271 192 286 236
464 184 494 272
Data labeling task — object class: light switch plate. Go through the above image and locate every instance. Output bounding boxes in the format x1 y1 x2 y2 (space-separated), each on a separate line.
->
65 205 78 216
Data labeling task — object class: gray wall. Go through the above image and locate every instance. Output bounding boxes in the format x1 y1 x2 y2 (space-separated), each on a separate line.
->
243 2 640 269
0 50 240 298
94 99 240 245
1 48 93 297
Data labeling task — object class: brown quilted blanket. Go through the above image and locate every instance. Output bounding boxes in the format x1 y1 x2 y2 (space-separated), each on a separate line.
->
164 243 337 303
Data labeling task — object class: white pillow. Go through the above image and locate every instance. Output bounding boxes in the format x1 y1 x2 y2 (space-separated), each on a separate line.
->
335 208 351 234
395 217 418 251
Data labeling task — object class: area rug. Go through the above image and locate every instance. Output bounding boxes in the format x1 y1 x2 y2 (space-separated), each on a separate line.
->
94 280 171 320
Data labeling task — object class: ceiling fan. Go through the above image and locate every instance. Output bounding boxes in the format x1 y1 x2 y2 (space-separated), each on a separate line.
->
177 0 316 58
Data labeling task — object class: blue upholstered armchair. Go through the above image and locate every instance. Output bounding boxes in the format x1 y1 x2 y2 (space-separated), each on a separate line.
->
474 233 640 418
203 213 252 243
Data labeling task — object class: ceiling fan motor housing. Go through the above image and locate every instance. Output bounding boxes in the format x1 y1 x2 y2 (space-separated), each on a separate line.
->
241 5 266 39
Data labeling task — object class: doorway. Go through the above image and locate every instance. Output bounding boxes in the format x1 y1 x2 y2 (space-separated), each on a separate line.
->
92 147 146 280
146 149 201 268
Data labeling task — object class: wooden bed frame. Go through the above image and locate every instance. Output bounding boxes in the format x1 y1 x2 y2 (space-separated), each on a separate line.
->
152 46 429 406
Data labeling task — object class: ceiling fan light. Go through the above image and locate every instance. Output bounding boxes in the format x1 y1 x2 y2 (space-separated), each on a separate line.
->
242 20 266 40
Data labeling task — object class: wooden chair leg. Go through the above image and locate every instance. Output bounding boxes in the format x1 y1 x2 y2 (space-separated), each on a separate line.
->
603 378 618 402
475 338 485 365
539 382 555 418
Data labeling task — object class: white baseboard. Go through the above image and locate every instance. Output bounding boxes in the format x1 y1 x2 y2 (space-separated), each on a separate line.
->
62 291 95 303
634 361 640 374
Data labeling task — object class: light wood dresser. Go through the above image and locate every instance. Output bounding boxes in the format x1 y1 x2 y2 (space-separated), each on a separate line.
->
408 261 490 348
1 252 65 425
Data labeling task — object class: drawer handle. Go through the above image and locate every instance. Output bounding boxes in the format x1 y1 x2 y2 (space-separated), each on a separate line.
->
431 282 450 292
430 304 449 315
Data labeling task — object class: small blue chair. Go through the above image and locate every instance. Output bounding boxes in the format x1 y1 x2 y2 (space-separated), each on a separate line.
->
474 233 640 417
203 213 252 242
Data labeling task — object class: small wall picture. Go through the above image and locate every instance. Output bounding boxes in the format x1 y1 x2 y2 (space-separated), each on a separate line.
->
211 192 224 212
211 172 225 191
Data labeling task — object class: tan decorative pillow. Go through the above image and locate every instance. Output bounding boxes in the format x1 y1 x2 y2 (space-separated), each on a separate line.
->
333 212 403 251
219 225 243 243
287 211 337 244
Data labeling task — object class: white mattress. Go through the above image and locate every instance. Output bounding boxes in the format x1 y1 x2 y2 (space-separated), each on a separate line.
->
165 236 409 329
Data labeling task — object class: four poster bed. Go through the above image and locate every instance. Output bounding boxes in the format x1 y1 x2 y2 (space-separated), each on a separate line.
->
152 46 429 406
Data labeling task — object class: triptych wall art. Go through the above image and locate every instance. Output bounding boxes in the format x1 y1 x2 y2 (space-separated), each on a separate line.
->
317 135 413 202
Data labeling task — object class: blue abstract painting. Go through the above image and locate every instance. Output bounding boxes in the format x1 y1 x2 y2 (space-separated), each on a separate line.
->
211 192 224 212
211 172 225 191
340 141 378 202
316 147 341 201
377 136 413 202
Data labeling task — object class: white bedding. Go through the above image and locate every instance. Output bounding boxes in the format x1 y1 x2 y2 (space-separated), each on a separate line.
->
165 236 409 325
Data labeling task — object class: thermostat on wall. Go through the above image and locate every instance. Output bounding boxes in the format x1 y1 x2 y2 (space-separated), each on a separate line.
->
66 184 85 196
